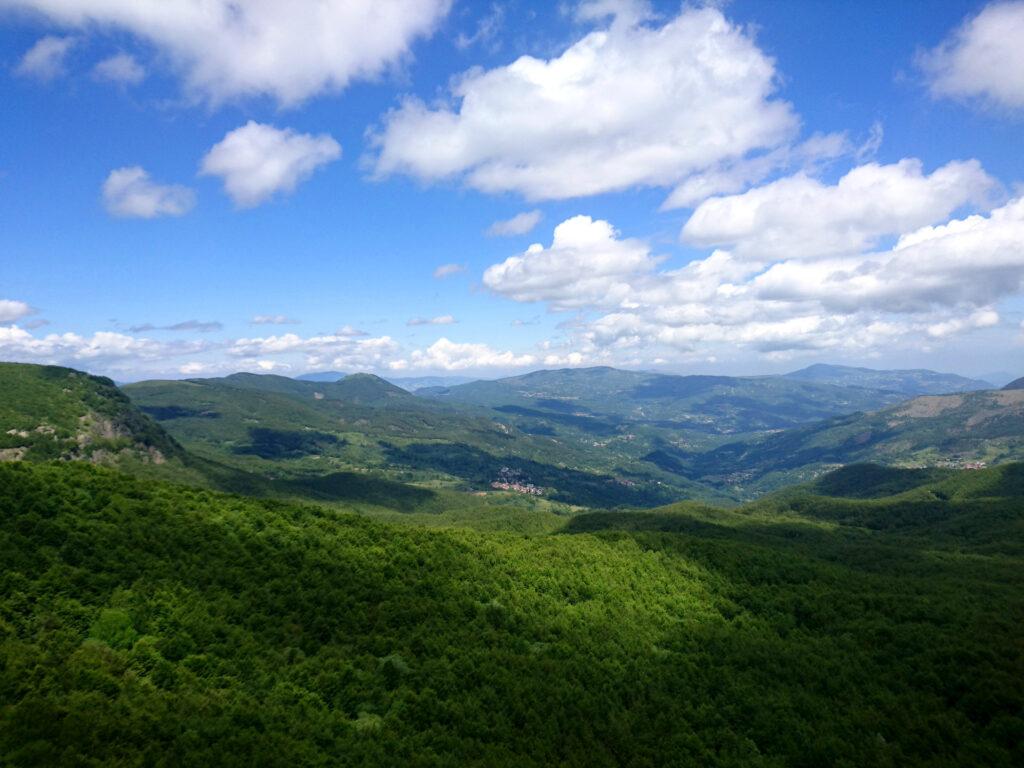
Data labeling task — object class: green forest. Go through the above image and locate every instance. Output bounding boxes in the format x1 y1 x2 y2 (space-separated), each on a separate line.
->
2 461 1022 766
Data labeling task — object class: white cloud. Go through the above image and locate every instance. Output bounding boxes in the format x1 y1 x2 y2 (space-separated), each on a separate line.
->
0 325 206 366
251 314 300 326
920 1 1024 110
200 122 341 208
102 166 195 218
483 215 659 310
178 361 211 376
433 263 466 279
682 159 997 261
399 337 536 370
407 315 456 326
255 359 290 372
926 309 1000 338
0 322 546 377
487 210 542 237
227 332 400 371
93 52 144 84
0 299 33 324
15 35 74 80
3 0 451 105
372 5 797 200
660 132 853 210
482 197 1024 361
751 197 1024 312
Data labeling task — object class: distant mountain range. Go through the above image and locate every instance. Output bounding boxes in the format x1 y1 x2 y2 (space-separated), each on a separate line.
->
781 363 992 395
385 375 478 391
419 366 915 434
2 360 1022 506
295 371 478 391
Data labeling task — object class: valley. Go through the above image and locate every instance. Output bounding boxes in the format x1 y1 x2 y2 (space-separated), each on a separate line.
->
2 360 1022 766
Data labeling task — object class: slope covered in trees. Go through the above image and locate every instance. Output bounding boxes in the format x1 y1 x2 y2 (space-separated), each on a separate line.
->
0 362 182 465
782 363 992 395
2 461 1021 766
124 370 728 507
652 389 1024 496
418 366 911 434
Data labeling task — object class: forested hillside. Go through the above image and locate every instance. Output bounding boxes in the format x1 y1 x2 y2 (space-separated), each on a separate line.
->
782 364 992 395
0 363 182 465
661 388 1024 496
1 461 1021 766
419 366 910 433
124 371 727 507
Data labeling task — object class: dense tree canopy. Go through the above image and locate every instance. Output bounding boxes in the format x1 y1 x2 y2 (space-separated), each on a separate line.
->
2 462 1022 766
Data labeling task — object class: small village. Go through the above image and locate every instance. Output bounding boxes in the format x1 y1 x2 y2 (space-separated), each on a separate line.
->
490 466 546 496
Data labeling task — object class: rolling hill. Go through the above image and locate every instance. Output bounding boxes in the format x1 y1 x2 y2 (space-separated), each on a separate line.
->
124 369 723 507
663 388 1024 495
783 363 992 395
419 366 913 434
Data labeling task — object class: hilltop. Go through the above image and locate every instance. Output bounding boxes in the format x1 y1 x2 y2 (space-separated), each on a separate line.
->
0 362 182 465
783 363 992 395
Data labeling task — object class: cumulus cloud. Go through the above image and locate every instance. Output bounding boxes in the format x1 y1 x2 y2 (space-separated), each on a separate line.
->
372 5 797 200
926 309 1000 339
682 159 997 261
0 320 543 377
227 332 400 371
483 215 659 310
753 196 1024 312
200 122 341 208
398 337 536 370
93 52 144 84
15 35 74 80
433 263 466 279
0 299 33 324
487 210 542 237
102 166 196 218
407 315 456 326
251 314 300 326
920 1 1024 110
482 195 1024 361
3 0 451 105
661 132 854 211
0 326 208 368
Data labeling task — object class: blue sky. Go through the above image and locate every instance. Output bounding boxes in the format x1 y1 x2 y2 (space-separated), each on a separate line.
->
1 0 1022 381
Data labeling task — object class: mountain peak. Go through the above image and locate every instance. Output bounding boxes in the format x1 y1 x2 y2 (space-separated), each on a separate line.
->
331 373 414 405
